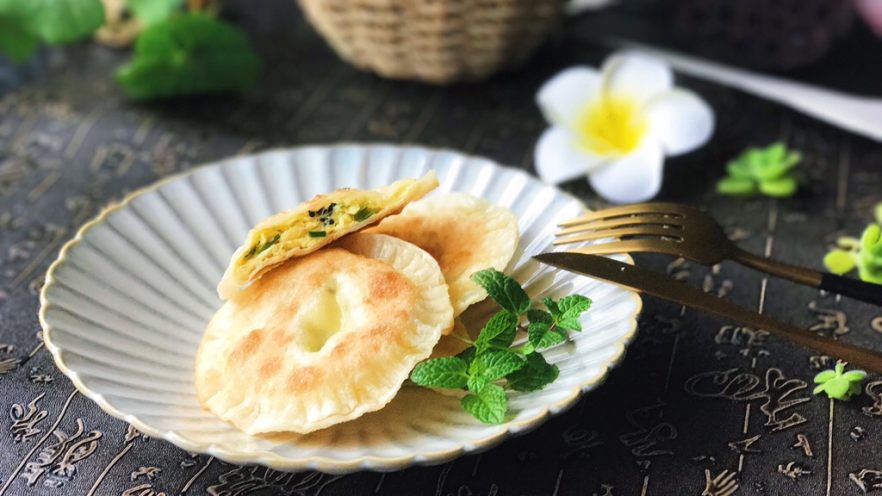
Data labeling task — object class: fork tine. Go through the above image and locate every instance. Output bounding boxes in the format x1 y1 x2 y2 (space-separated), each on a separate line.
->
558 202 687 227
564 239 683 256
556 214 684 236
554 226 684 245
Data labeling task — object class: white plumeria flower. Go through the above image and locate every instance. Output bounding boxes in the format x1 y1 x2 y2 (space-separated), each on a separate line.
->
534 52 714 203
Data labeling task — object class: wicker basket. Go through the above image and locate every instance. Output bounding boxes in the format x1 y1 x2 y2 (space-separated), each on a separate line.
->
296 0 562 84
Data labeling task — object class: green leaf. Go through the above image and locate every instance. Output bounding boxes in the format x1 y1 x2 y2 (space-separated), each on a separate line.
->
0 16 38 62
461 384 507 424
835 237 861 250
467 374 488 393
474 311 518 354
527 309 553 325
506 352 559 392
117 13 263 100
725 158 752 179
717 177 757 196
823 250 856 275
546 294 591 331
843 370 867 382
813 370 837 383
4 0 105 44
781 150 802 170
528 322 566 349
821 379 851 399
469 350 525 382
859 264 882 285
861 224 881 251
849 381 863 397
410 357 468 389
456 347 476 366
471 269 530 315
125 0 182 26
758 176 797 198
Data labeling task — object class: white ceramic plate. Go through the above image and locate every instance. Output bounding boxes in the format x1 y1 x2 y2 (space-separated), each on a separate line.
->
40 144 641 473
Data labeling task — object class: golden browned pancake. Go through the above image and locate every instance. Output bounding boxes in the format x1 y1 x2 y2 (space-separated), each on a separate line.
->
367 192 519 317
196 234 452 434
218 171 438 299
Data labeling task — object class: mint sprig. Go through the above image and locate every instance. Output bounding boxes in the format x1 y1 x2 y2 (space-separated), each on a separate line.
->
409 268 592 424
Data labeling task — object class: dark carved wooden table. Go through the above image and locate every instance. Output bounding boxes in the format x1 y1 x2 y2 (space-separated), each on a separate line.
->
1 2 880 495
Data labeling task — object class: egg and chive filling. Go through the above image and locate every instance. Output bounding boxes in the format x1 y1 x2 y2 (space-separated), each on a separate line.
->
218 171 439 299
243 200 378 262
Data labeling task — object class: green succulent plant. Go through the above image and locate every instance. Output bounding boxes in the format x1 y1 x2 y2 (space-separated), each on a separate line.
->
717 142 801 198
823 204 882 284
813 361 866 400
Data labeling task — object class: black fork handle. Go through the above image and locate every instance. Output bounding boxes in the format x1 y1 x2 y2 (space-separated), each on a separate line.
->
733 248 882 306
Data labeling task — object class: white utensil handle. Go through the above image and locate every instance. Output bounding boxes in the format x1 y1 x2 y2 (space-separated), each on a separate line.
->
565 0 616 15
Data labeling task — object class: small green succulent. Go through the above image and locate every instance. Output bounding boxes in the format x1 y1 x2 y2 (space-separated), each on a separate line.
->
717 142 802 198
813 361 866 400
823 205 882 284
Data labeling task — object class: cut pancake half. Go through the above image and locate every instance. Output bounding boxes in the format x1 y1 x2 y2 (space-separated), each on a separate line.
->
218 171 438 299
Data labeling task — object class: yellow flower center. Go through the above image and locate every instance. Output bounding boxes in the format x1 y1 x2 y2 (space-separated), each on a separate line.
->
576 95 646 156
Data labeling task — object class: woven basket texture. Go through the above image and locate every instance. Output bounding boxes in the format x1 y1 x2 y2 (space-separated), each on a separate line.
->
297 0 562 84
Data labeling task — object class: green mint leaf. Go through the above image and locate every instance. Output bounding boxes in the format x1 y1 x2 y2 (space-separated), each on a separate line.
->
3 0 105 45
117 13 262 100
544 295 591 331
823 250 856 275
469 350 525 382
410 357 468 389
474 311 518 354
461 384 507 424
125 0 182 26
471 268 530 315
551 295 592 331
527 309 553 325
506 352 559 392
0 17 38 62
528 322 566 349
467 374 488 393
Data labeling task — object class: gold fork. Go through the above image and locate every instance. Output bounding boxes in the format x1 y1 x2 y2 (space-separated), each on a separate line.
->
555 202 882 305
